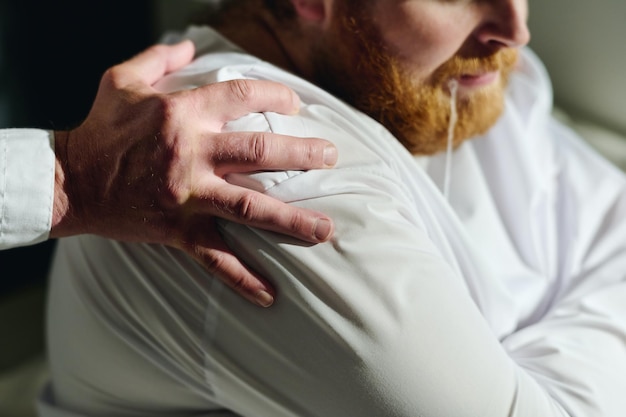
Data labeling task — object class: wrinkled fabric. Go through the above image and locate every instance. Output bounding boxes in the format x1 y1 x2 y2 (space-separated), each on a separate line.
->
0 128 54 249
40 27 626 417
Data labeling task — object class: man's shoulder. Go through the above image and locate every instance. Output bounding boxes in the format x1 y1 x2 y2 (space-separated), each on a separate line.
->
158 26 428 195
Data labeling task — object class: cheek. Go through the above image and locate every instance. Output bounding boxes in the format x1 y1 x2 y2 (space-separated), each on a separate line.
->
377 7 476 77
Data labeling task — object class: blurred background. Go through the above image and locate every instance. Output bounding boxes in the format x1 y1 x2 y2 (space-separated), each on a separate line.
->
1 1 625 416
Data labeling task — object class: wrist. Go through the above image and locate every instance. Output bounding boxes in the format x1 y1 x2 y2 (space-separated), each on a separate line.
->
50 130 75 238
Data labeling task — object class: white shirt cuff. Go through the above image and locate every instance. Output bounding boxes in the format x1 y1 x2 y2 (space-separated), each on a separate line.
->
0 128 55 249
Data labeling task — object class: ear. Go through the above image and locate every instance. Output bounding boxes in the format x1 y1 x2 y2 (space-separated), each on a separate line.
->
290 0 327 22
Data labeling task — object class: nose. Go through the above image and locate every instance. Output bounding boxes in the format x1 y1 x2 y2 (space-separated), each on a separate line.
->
475 0 531 49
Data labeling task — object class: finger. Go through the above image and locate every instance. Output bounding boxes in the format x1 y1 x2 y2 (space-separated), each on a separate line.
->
191 240 276 308
195 184 334 243
192 79 301 123
114 40 196 87
208 132 338 173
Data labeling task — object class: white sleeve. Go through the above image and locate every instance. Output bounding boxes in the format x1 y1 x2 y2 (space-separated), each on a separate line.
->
0 128 55 249
45 55 626 416
499 118 626 416
202 110 626 416
199 113 571 417
47 110 569 416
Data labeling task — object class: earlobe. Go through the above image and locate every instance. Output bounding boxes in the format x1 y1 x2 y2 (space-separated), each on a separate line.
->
291 0 326 22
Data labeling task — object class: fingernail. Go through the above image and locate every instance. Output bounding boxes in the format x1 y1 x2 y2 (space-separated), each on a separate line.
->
313 218 333 241
323 145 338 167
256 290 274 308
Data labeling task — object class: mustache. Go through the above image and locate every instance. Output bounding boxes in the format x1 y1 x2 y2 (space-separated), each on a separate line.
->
429 49 519 86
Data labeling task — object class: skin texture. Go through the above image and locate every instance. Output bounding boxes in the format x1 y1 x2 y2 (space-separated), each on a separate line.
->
365 0 530 80
224 0 529 154
50 40 338 307
304 2 520 154
302 0 530 153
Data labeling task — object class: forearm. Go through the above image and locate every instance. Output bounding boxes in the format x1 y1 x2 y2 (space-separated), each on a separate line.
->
49 129 74 238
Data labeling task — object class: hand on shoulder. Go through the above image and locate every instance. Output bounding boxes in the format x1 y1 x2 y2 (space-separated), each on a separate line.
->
51 40 337 307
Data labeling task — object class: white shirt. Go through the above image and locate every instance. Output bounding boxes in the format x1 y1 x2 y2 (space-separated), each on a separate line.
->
0 128 54 249
41 27 626 417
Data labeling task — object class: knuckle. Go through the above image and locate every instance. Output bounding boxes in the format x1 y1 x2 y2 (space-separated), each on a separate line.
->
303 141 319 165
287 210 307 233
203 250 228 276
232 191 263 223
102 66 124 89
228 79 255 104
226 273 247 293
250 133 271 164
201 252 248 294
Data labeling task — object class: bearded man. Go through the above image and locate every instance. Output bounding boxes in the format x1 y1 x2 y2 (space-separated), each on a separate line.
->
40 1 626 416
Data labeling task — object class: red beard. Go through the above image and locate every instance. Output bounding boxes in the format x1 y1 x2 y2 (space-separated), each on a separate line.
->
310 11 519 155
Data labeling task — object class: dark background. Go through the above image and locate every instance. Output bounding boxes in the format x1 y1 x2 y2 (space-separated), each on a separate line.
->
0 0 156 296
0 0 161 368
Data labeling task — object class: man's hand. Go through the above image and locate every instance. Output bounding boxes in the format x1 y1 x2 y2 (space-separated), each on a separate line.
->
51 40 336 307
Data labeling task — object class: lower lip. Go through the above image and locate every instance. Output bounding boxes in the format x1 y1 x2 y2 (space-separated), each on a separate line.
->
457 71 499 88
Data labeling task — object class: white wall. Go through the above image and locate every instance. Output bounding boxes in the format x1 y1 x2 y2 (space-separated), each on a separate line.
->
528 0 626 136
